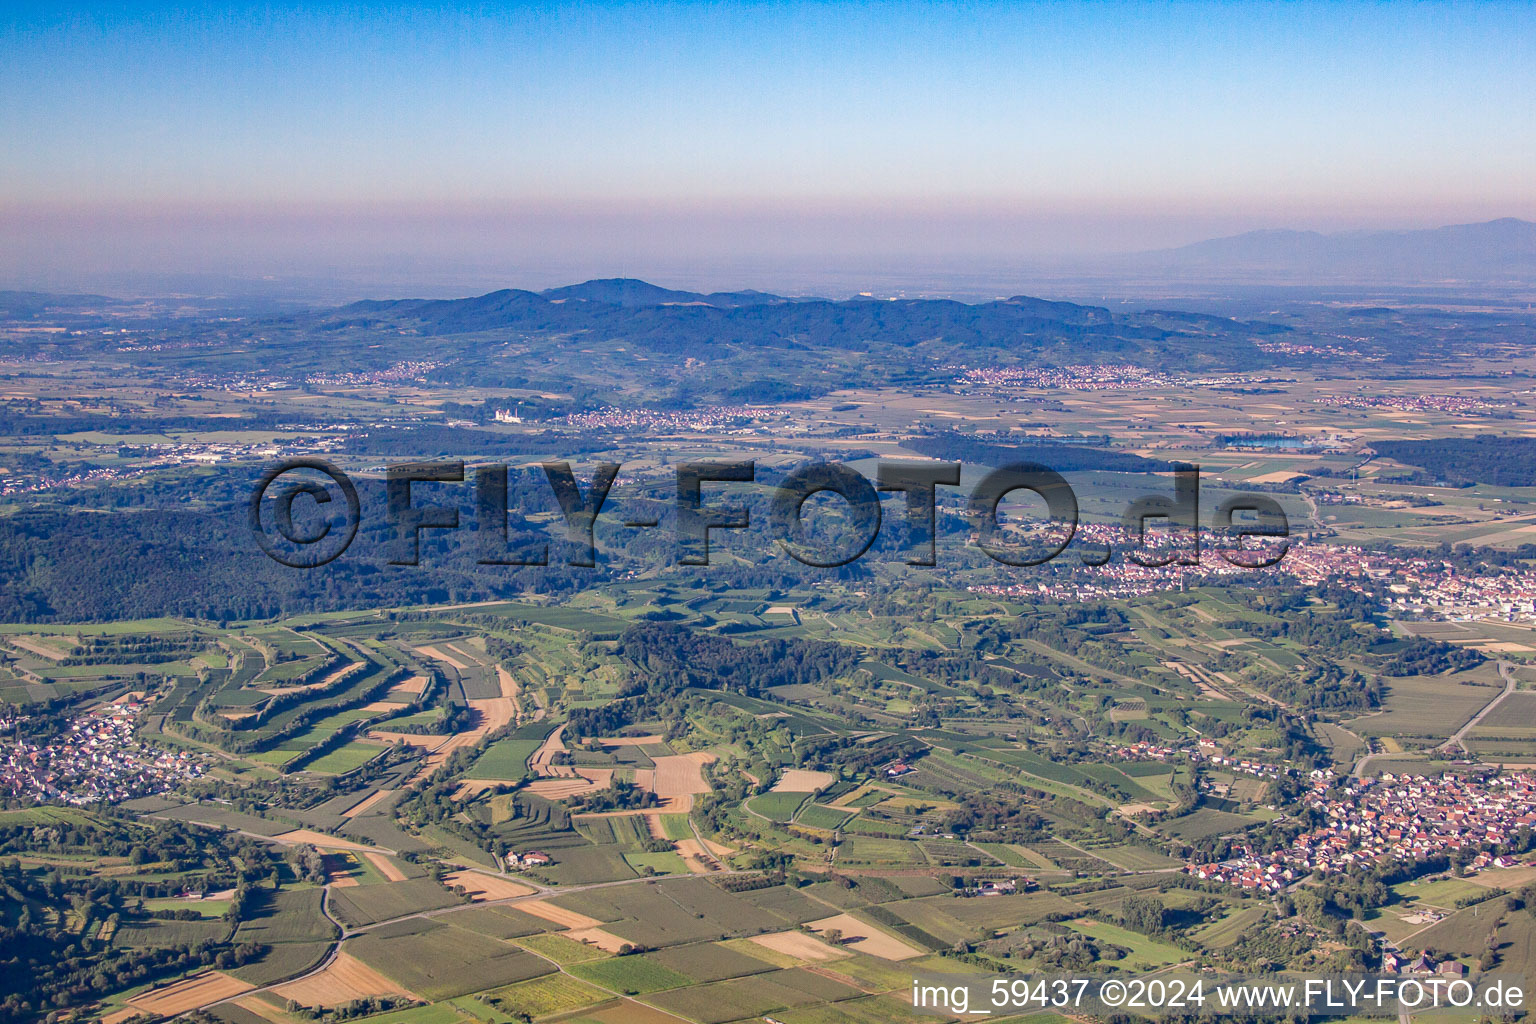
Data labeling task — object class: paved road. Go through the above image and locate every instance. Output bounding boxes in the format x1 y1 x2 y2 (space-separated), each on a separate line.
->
1353 749 1394 780
1356 659 1518 777
1438 659 1518 755
688 814 725 870
203 844 758 1015
217 871 717 1022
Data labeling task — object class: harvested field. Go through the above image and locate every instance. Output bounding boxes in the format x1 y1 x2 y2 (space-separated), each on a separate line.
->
565 926 632 952
272 952 413 1008
651 753 714 794
7 637 69 660
362 851 408 882
414 645 470 670
341 789 394 819
635 752 714 811
526 768 611 800
529 724 568 774
516 900 605 930
452 779 515 800
806 914 923 961
230 995 298 1024
748 930 849 962
771 769 836 793
495 666 519 698
596 734 665 746
391 675 428 694
263 660 364 696
126 971 253 1016
445 697 517 752
441 870 536 901
372 696 517 781
270 829 375 852
673 839 717 873
367 731 445 750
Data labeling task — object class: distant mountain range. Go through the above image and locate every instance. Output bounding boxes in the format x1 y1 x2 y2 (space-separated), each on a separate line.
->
253 278 1295 396
336 282 1128 340
4 273 1506 406
0 290 122 319
1134 218 1536 283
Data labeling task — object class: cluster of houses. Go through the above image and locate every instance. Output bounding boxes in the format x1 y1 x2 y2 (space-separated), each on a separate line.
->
1188 771 1536 893
1107 740 1184 762
0 464 132 497
972 526 1536 626
1106 739 1289 780
306 360 441 387
954 363 1262 392
1203 753 1289 780
0 698 203 805
560 404 776 432
1316 392 1513 415
161 362 438 391
956 363 1181 390
1283 542 1536 624
1255 341 1370 361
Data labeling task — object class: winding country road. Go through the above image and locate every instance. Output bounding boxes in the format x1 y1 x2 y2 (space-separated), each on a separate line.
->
1355 659 1519 777
199 834 759 1017
1438 659 1518 755
216 869 745 1022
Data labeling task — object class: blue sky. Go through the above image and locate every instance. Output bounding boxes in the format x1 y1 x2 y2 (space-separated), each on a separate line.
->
2 2 1534 286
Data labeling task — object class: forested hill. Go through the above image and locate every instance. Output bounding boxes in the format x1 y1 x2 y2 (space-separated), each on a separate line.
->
904 433 1170 473
1373 436 1536 487
322 279 1283 365
15 278 1457 408
538 279 806 307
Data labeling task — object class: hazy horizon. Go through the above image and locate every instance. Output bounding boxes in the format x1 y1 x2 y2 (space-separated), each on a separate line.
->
3 2 1534 296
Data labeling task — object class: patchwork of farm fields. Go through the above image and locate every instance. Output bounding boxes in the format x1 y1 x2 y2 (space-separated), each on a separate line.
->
13 578 1511 1024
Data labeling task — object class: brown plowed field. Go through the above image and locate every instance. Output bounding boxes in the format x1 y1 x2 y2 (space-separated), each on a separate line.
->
272 952 413 1007
125 971 253 1016
441 870 535 901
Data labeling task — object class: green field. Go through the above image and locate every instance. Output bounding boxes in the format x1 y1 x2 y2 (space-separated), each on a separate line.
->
1350 670 1505 740
466 738 543 780
349 922 555 999
512 932 612 966
747 792 807 822
647 967 865 1024
490 973 611 1017
1191 905 1267 948
1158 808 1262 841
569 956 693 994
327 878 463 927
1067 919 1188 969
305 738 388 774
